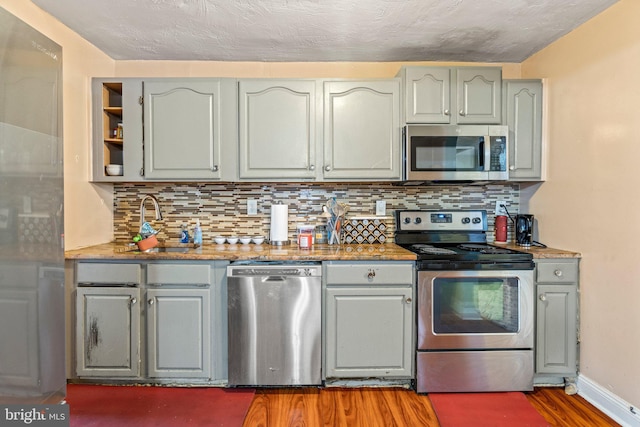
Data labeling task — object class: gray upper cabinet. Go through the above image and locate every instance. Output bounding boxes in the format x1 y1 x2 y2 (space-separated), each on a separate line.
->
503 80 544 181
91 78 144 182
323 80 402 180
398 66 502 125
238 80 319 180
143 79 237 180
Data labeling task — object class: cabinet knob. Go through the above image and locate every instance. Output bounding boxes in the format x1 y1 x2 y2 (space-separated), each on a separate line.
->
325 165 332 172
554 269 563 277
459 109 466 116
212 165 219 172
309 165 315 171
444 109 450 116
539 294 547 302
148 298 155 305
130 297 137 305
405 297 412 304
509 165 516 171
367 270 376 280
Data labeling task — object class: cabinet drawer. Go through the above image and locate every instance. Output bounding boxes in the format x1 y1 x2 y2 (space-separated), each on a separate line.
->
325 262 414 285
536 260 578 284
76 262 141 285
146 263 211 285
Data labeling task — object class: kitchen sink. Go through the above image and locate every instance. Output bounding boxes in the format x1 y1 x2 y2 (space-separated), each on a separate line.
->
144 246 190 253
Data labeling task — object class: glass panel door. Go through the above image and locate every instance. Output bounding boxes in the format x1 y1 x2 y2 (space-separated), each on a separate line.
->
411 136 484 171
432 277 520 334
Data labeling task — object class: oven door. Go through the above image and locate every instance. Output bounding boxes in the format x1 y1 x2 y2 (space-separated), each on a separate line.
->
417 270 534 350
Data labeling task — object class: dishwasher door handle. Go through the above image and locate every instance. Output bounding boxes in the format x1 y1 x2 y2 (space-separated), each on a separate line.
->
263 276 286 282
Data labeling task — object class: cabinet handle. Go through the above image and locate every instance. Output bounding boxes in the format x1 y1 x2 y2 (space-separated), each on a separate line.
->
212 165 219 172
405 297 412 304
309 164 315 171
130 297 137 305
539 294 547 302
148 298 155 305
459 109 466 116
444 109 450 116
509 165 516 171
367 270 376 280
325 165 332 172
554 269 563 277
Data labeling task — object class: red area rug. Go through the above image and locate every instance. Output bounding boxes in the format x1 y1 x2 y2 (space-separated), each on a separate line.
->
66 384 255 427
429 392 550 427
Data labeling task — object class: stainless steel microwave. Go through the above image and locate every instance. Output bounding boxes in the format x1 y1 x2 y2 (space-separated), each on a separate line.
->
403 125 509 182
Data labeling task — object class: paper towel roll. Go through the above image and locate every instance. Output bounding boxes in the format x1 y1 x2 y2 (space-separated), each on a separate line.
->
270 204 289 242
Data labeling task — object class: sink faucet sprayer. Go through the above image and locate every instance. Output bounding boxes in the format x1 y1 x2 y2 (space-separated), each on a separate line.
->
139 194 163 235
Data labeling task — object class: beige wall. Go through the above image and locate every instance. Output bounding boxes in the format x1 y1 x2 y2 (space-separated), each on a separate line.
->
522 0 640 407
0 0 116 250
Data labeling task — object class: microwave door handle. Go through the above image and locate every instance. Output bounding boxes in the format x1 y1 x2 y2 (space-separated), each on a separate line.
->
483 135 491 171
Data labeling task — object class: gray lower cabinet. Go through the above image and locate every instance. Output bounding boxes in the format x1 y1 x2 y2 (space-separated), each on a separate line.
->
76 287 141 377
73 260 227 384
503 80 543 180
534 259 579 383
323 261 414 379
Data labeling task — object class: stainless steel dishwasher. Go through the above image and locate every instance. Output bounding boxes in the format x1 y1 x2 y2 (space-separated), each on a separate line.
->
227 263 322 386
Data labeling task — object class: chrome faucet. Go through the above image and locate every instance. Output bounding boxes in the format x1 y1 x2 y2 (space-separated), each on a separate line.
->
139 194 163 234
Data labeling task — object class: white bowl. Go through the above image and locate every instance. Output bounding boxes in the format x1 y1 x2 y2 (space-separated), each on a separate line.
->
226 236 239 244
105 164 123 176
252 236 265 245
239 237 252 245
213 236 226 245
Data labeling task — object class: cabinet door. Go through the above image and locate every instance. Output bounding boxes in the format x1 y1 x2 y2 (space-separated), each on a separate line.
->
146 288 211 378
75 287 140 377
143 80 222 180
403 67 452 124
536 284 577 375
456 68 502 124
325 287 413 378
503 80 543 180
239 80 318 179
323 80 401 180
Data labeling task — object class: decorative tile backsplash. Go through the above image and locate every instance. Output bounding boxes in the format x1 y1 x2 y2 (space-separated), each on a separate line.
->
113 182 520 243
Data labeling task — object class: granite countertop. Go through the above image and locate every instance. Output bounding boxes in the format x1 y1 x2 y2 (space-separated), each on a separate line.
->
64 242 418 261
501 243 581 259
65 241 581 261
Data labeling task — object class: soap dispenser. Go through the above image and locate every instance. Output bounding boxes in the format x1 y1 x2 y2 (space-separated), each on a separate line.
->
193 219 203 245
180 224 190 243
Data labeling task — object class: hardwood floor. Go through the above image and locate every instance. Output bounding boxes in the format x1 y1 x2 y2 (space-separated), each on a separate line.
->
243 386 618 426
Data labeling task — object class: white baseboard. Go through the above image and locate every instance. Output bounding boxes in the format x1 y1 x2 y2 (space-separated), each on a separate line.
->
577 374 640 427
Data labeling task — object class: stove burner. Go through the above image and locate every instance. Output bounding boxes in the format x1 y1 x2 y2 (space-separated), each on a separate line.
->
412 244 458 255
458 244 512 254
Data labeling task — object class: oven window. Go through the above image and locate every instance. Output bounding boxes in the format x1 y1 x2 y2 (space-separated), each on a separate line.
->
432 277 519 334
411 136 484 171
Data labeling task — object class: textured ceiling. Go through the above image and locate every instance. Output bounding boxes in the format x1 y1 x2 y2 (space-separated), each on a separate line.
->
31 0 619 62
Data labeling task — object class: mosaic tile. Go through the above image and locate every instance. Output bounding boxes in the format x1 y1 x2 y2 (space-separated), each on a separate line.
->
114 182 520 243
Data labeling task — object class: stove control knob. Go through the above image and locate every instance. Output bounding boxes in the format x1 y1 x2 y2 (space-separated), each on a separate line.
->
414 217 422 224
472 217 481 224
461 217 470 224
403 217 411 224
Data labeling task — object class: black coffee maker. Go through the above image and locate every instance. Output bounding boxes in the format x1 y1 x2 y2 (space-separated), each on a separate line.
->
515 214 534 247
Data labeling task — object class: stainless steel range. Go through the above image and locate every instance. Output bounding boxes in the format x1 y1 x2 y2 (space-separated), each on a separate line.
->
395 210 535 393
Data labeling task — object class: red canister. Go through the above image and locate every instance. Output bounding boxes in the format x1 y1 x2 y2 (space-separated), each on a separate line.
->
495 215 508 243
